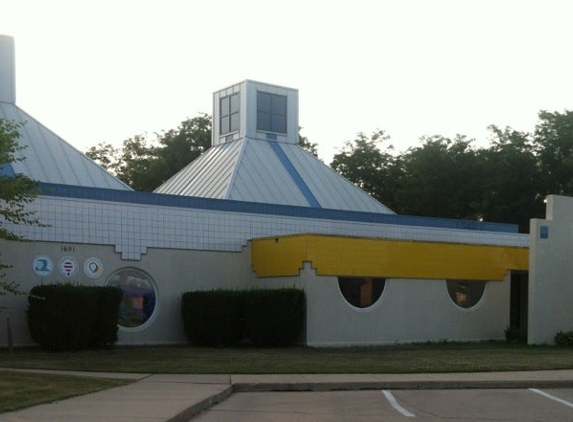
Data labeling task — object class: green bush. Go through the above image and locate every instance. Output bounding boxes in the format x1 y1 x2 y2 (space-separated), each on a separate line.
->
245 288 305 347
555 330 573 346
181 290 246 347
181 288 306 347
27 284 122 351
91 286 123 347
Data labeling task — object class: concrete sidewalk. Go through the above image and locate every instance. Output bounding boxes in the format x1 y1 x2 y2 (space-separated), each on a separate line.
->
3 369 573 422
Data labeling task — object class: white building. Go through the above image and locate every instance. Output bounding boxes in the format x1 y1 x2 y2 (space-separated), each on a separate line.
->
1 35 545 347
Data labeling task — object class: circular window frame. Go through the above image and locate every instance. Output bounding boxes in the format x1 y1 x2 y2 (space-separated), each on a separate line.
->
337 277 387 311
446 280 487 311
106 267 159 332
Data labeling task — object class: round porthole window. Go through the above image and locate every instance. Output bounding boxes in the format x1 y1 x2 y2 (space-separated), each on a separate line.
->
338 277 386 309
446 280 486 309
106 267 157 328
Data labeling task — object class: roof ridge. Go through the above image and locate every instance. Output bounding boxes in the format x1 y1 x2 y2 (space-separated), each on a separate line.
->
224 138 249 200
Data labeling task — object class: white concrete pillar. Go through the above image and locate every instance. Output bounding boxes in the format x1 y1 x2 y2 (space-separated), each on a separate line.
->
0 34 16 104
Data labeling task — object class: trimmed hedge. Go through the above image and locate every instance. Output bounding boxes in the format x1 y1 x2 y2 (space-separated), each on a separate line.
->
181 290 246 347
27 284 122 351
181 288 305 347
91 286 123 347
245 288 305 347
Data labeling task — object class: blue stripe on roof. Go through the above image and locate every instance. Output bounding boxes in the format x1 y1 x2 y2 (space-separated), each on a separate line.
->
38 182 520 234
0 163 15 177
268 141 321 208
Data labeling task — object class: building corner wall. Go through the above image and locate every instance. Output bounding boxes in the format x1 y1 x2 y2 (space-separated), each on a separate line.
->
528 195 573 344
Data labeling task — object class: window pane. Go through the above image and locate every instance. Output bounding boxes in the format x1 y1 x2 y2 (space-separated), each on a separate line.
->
271 115 287 134
220 116 230 135
257 111 271 131
106 268 157 328
446 280 486 309
271 94 287 115
257 91 271 112
230 112 240 132
338 277 385 308
220 97 230 116
230 93 240 113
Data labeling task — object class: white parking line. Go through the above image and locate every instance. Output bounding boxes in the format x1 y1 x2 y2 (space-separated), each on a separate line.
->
530 388 573 409
382 390 416 418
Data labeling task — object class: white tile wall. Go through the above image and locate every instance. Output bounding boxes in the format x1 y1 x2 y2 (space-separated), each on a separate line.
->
3 195 529 261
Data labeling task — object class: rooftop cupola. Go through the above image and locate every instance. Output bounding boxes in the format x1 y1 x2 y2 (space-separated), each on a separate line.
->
156 79 393 214
212 80 299 146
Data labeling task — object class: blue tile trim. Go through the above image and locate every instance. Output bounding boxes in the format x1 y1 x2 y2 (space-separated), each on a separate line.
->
268 142 322 208
37 182 520 233
0 163 15 177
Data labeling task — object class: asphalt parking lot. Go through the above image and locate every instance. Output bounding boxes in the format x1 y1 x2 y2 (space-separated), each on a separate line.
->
191 388 573 421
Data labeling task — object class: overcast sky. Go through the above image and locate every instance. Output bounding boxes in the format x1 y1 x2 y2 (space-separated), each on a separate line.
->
2 0 573 163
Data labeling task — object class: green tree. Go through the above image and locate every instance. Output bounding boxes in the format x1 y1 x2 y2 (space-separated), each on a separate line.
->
115 135 158 191
86 135 158 191
533 110 573 196
0 118 43 297
330 130 401 209
299 133 318 157
479 125 544 232
83 141 120 174
88 114 319 191
149 114 212 188
327 111 573 231
394 135 482 220
87 114 212 191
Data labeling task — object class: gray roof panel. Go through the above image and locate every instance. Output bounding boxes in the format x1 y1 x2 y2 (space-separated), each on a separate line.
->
279 143 394 213
231 139 310 206
155 139 243 197
155 137 393 214
0 102 131 190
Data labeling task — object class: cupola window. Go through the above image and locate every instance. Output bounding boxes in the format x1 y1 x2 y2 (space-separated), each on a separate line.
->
257 91 287 134
220 93 240 135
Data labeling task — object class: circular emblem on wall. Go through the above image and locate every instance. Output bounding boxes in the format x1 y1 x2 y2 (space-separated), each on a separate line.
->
83 258 103 279
58 256 78 278
32 255 53 277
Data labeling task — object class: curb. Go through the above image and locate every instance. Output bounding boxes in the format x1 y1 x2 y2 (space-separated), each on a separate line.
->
167 385 233 422
232 379 573 392
182 378 573 419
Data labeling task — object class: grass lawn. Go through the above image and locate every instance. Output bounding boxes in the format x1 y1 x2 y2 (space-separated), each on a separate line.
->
2 342 573 414
2 342 573 374
0 371 131 413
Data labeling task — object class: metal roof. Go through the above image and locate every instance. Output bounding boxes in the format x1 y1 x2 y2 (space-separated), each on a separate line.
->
0 102 132 190
155 138 393 214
